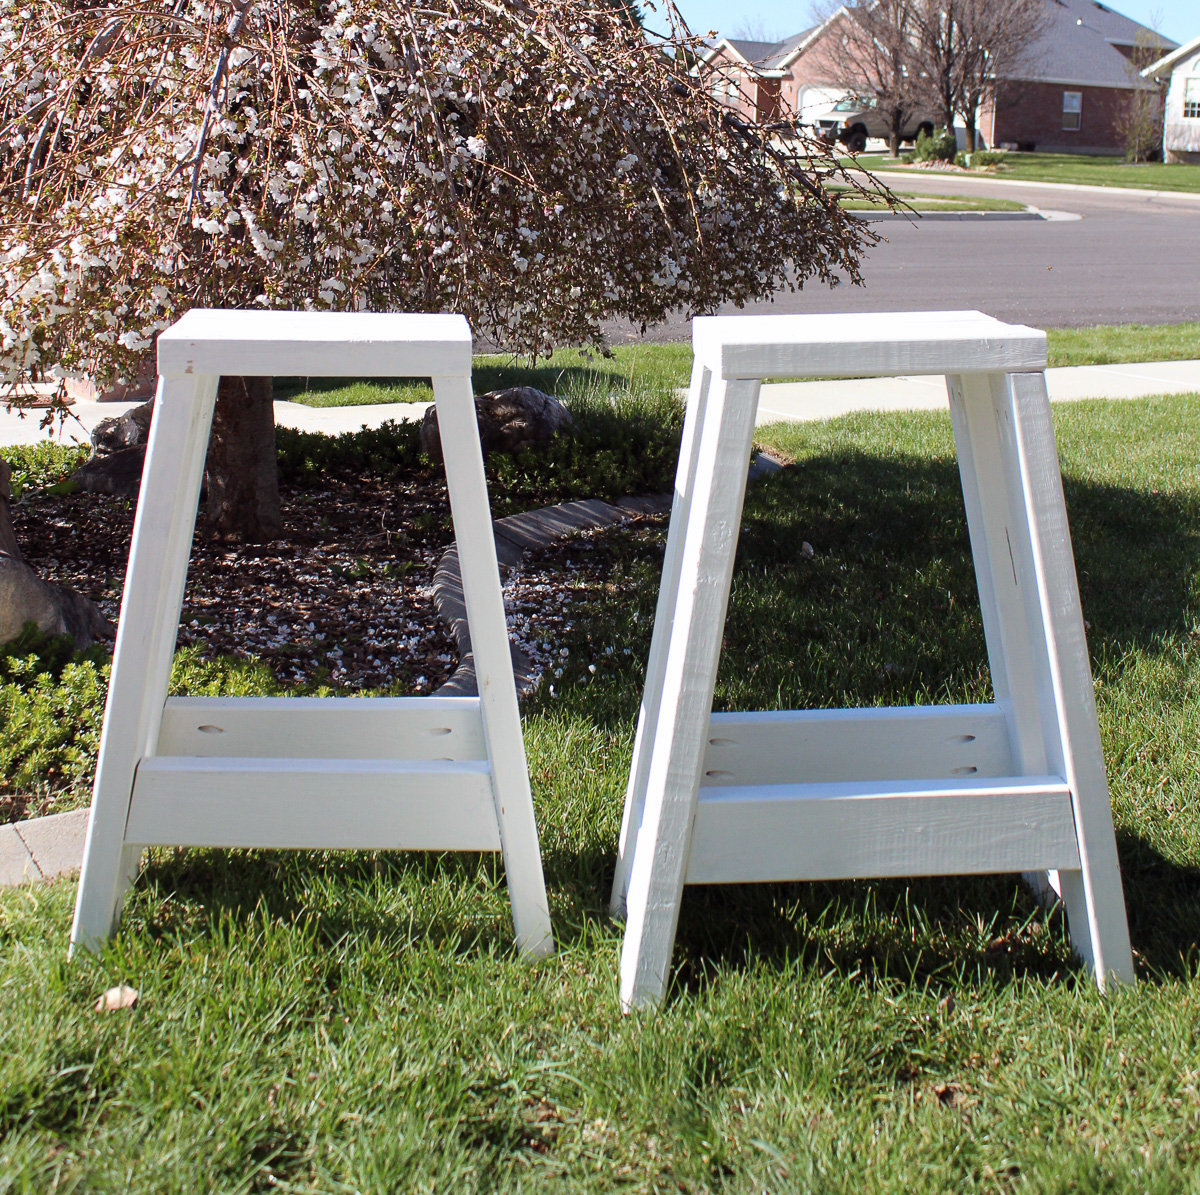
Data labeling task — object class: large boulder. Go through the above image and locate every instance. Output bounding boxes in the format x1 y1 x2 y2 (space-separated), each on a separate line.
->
70 399 154 497
89 399 153 456
70 445 147 497
0 558 113 648
419 386 574 463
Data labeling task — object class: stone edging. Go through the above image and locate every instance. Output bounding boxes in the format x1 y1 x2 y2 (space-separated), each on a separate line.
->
432 452 783 696
432 494 673 697
0 454 784 888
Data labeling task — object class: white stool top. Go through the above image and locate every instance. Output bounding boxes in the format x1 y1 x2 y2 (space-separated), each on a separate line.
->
693 311 1047 380
157 310 472 379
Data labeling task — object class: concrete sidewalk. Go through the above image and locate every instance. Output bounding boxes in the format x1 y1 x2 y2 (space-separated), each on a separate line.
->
754 358 1200 426
1 359 1197 447
0 397 433 448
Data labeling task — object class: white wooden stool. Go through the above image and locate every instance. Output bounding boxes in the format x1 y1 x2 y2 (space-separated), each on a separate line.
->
610 311 1133 1009
71 311 553 958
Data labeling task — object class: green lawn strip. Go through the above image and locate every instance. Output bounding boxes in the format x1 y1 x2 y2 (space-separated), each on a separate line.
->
3 394 1200 1188
851 151 1200 192
271 323 1199 414
1047 321 1200 368
275 342 694 409
834 189 1027 212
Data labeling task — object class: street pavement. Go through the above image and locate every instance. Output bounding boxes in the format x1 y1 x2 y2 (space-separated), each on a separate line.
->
4 358 1197 448
605 174 1200 343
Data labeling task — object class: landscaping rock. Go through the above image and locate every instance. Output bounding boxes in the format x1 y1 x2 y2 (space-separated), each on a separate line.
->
0 555 113 648
419 386 574 462
90 399 153 455
70 445 146 498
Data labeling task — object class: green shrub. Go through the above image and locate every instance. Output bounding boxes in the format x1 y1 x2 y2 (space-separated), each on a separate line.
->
484 383 683 512
970 149 1008 168
275 420 423 485
0 442 90 496
912 127 958 163
0 625 109 820
275 383 684 508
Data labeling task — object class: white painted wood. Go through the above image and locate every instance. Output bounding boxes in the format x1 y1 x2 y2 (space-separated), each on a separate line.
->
158 310 472 379
615 313 1131 1009
127 757 500 850
71 373 218 953
73 313 553 961
619 369 763 1009
687 776 1080 883
701 704 1013 786
997 370 1134 987
611 355 713 915
949 371 1058 904
434 372 553 958
694 311 1047 381
158 696 486 760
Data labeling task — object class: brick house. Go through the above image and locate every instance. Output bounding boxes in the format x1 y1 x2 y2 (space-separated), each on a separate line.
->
981 0 1176 154
701 0 1175 155
698 20 853 127
1142 34 1200 163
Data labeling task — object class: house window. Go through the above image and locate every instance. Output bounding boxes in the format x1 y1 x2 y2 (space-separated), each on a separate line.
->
1062 91 1082 131
1185 77 1200 120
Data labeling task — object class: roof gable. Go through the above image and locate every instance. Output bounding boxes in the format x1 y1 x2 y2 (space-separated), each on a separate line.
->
1143 33 1200 78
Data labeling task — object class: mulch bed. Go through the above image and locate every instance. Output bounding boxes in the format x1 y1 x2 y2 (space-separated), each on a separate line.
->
16 474 463 693
13 475 665 696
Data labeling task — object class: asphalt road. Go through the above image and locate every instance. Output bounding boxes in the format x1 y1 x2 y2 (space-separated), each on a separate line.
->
606 174 1200 344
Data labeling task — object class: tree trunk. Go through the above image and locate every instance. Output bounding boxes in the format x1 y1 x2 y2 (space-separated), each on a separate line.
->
964 102 978 152
205 374 282 542
889 113 901 159
0 460 25 562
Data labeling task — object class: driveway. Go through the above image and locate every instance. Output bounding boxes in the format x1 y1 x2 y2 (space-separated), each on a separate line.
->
606 175 1200 343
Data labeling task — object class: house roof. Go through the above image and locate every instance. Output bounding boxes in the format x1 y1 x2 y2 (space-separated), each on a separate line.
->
1142 34 1200 79
1004 0 1176 89
702 25 822 73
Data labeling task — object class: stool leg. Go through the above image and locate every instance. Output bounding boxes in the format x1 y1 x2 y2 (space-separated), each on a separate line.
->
611 357 713 916
619 374 761 1010
997 371 1133 988
947 373 1049 774
433 373 553 958
71 373 218 954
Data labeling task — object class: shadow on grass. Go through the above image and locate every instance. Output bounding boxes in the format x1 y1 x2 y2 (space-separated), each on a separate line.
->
137 848 519 959
530 447 1200 990
660 830 1200 1002
131 446 1200 993
272 363 628 403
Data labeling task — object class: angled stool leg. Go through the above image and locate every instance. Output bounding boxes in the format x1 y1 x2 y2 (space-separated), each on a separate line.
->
71 374 218 953
996 371 1134 987
947 373 1050 774
611 357 713 916
619 373 762 1009
433 373 553 958
949 372 1060 904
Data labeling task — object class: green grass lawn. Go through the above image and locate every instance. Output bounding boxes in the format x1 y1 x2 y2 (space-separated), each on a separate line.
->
276 321 1198 414
832 188 1027 212
3 391 1200 1189
276 343 695 409
1046 321 1200 368
853 151 1200 192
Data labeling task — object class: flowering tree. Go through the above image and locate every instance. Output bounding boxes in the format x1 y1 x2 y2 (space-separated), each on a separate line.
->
2 0 875 540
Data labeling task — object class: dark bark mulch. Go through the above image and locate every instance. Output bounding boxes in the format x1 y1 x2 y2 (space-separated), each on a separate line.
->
15 473 462 693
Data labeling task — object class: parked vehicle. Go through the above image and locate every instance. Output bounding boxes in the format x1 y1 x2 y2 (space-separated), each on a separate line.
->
815 98 935 154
